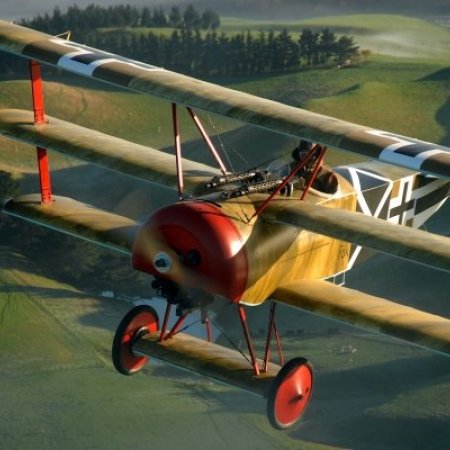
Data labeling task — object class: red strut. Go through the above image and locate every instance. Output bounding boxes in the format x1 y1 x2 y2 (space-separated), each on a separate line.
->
238 304 260 376
29 60 52 204
186 107 227 175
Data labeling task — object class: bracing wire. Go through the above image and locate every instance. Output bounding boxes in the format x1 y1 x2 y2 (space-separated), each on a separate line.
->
172 302 253 367
206 114 250 170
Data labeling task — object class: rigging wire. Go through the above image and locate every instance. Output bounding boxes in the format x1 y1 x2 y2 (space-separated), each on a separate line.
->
171 302 253 366
206 114 250 170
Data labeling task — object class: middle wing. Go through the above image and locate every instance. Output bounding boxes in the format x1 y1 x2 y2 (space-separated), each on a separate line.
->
264 198 450 272
0 109 219 194
3 193 138 255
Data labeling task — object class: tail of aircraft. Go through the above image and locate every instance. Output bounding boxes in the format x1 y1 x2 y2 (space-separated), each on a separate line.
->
336 160 448 228
335 160 449 271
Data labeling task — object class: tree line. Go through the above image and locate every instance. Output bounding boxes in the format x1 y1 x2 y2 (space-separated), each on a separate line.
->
2 4 360 78
82 27 359 76
20 4 221 32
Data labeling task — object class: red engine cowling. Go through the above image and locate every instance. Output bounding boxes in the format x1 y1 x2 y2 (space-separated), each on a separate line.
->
132 200 248 302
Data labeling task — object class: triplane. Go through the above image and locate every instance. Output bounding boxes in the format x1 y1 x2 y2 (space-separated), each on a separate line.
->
0 20 449 429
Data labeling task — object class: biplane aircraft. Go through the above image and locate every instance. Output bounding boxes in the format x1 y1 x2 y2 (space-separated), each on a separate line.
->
0 19 449 430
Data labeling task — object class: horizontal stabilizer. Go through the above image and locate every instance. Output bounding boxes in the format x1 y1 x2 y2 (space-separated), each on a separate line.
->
0 20 449 179
265 199 450 272
273 279 450 356
0 109 219 193
3 194 138 254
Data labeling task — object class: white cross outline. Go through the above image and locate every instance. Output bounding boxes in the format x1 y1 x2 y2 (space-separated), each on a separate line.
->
49 37 164 75
366 129 447 171
345 167 393 270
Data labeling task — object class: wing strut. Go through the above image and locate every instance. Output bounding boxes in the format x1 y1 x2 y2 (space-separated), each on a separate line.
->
250 143 322 220
172 103 184 200
187 107 227 175
29 59 52 204
171 102 229 200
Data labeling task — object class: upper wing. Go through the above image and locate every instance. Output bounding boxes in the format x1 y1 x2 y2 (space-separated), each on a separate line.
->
1 20 449 179
0 109 219 193
273 279 450 356
264 198 450 272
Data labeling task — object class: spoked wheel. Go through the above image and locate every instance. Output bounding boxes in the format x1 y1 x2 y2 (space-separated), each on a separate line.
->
267 357 314 430
112 305 159 376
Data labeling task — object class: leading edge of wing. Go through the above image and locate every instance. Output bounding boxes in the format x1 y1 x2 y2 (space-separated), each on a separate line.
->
264 199 450 273
0 109 219 193
0 20 449 180
273 279 450 356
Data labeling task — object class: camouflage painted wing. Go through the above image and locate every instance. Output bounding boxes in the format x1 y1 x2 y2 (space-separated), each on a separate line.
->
264 199 450 272
0 20 449 179
3 194 138 255
0 109 219 194
273 279 450 356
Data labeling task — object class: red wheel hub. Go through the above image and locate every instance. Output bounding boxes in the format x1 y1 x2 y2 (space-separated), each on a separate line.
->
112 306 159 375
267 358 313 429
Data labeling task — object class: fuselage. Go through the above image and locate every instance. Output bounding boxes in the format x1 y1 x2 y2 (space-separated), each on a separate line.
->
132 160 449 306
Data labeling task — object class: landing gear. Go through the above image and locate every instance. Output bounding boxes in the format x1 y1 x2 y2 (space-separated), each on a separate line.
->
112 305 159 375
267 357 314 430
111 295 314 430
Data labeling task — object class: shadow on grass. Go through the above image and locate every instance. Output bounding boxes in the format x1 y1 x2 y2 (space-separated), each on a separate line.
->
436 94 450 146
421 66 450 146
147 353 450 449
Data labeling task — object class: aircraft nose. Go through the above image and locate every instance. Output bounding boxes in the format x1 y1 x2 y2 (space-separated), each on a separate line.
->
131 200 248 301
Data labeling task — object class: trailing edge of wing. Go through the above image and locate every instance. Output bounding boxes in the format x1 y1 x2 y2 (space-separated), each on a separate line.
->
3 194 138 254
0 109 219 193
0 20 449 179
264 199 450 272
273 279 450 356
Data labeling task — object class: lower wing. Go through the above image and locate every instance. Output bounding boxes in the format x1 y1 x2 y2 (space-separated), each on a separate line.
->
273 279 450 356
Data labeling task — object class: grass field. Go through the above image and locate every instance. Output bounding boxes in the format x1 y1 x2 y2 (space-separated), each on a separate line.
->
0 12 449 450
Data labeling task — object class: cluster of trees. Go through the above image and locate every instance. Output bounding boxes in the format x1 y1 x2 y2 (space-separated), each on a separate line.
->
1 4 361 78
20 4 221 33
2 25 359 78
83 27 359 76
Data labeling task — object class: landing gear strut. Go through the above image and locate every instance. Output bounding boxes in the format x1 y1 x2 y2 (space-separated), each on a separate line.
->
111 292 314 430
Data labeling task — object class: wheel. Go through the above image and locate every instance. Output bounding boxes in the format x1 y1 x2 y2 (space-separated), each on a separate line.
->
267 357 314 430
112 305 159 375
